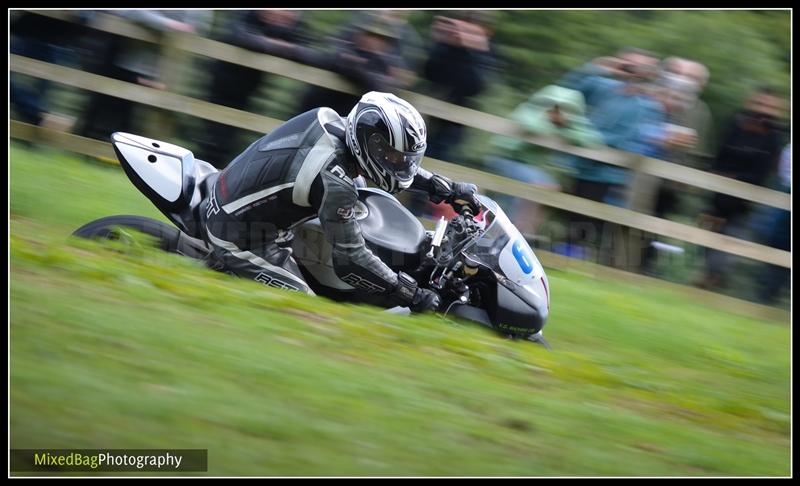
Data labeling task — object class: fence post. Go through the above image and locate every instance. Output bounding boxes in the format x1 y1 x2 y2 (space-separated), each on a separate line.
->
143 31 191 142
625 154 659 213
619 154 658 272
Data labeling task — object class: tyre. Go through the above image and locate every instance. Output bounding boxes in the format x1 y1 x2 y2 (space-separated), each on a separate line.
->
72 215 208 258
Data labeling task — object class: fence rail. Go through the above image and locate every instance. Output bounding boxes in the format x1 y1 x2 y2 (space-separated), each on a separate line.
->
9 121 789 322
9 109 790 269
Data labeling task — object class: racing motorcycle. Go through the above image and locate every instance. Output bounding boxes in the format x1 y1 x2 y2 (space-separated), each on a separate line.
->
73 133 552 347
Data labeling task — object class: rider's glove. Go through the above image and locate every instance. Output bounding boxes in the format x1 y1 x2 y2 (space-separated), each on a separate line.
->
447 182 480 215
392 271 441 313
429 174 480 214
410 287 441 313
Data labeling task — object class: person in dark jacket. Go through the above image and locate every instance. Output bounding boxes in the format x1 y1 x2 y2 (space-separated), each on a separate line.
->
10 11 91 126
198 10 321 166
77 10 211 140
697 87 787 290
298 12 411 119
421 11 499 163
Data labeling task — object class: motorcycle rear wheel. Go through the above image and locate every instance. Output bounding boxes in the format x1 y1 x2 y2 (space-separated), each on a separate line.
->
72 215 210 259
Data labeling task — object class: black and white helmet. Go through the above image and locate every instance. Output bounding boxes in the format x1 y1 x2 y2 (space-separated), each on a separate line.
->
345 92 427 193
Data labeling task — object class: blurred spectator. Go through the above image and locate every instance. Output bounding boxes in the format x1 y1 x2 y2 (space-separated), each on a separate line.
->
640 70 703 273
298 12 410 118
223 10 319 65
421 11 499 162
335 11 424 86
115 10 212 83
709 87 786 187
499 85 606 149
485 85 604 233
660 58 716 169
696 87 787 290
559 55 616 96
560 48 664 266
755 144 790 304
77 10 212 140
567 48 664 206
405 11 499 221
650 58 717 213
10 11 92 128
196 10 318 166
643 73 700 159
560 47 661 111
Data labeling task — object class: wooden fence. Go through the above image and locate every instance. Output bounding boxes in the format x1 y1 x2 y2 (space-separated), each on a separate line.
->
10 120 789 322
10 10 792 276
24 10 790 212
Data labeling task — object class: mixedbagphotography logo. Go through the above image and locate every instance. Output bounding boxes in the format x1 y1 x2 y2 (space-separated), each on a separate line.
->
10 449 208 472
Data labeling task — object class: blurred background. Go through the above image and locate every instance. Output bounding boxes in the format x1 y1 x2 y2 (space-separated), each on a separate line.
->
9 9 791 477
10 8 791 308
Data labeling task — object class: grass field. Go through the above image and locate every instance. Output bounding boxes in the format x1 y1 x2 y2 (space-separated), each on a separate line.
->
10 142 791 476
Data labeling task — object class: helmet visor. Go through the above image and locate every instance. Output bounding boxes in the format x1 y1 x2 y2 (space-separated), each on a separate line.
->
367 132 424 182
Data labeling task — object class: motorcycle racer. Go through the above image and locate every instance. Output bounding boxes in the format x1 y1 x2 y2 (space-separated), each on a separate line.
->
200 91 480 312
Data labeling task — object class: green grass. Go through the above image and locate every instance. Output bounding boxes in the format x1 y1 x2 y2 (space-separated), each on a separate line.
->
10 143 791 476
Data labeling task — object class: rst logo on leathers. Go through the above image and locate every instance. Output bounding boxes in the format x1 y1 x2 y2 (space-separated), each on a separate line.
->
330 165 347 180
330 164 353 184
341 273 386 293
254 272 300 291
206 190 221 218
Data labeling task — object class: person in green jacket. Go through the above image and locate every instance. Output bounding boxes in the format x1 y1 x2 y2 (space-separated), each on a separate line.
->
485 84 605 235
491 84 605 167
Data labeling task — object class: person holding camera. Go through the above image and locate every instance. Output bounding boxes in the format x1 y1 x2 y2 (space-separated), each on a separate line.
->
566 47 664 207
421 11 499 162
697 86 787 290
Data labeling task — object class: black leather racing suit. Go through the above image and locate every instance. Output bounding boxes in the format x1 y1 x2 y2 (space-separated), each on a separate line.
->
200 107 459 299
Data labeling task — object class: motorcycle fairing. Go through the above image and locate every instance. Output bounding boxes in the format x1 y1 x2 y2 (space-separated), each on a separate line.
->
111 132 218 237
112 132 195 207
